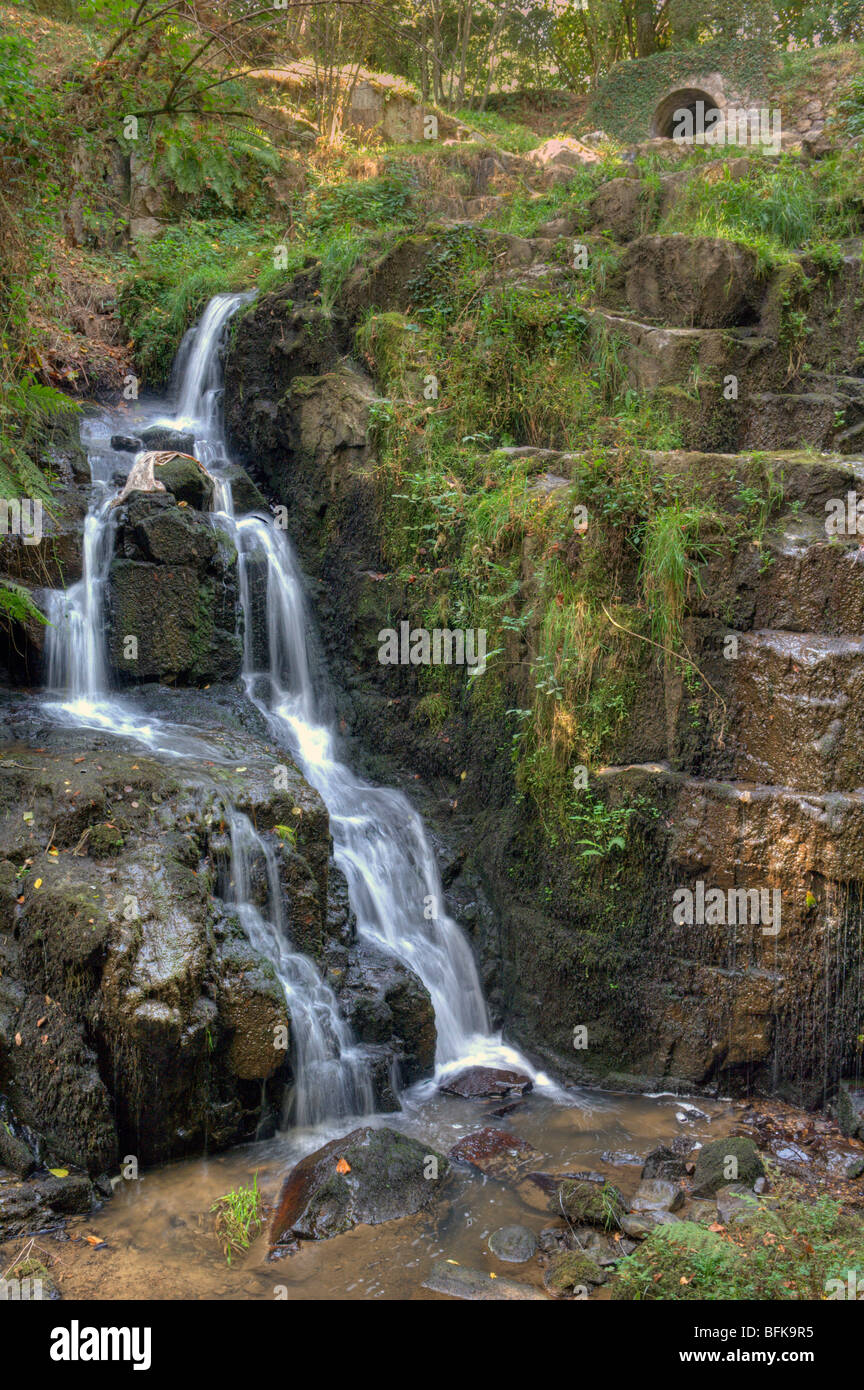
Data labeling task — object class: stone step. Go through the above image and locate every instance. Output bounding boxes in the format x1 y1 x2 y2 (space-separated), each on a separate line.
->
586 307 772 392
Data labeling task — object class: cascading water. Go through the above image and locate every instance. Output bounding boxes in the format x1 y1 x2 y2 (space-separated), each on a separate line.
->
221 812 373 1126
40 290 544 1136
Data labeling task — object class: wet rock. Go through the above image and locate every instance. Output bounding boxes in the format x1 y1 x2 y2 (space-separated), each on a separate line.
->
423 1259 546 1300
0 1171 93 1241
106 493 240 686
215 461 268 514
0 1116 38 1177
629 1178 685 1214
110 434 143 453
686 1198 718 1223
0 483 87 590
620 1210 681 1239
153 455 214 510
138 426 196 455
334 939 436 1087
216 930 291 1082
836 1078 864 1140
543 1249 605 1297
0 732 330 1171
691 1137 765 1197
846 1157 864 1179
602 1150 642 1167
449 1127 538 1180
439 1066 533 1099
716 1183 759 1225
488 1224 537 1263
270 1125 449 1243
556 1178 625 1231
641 1144 689 1181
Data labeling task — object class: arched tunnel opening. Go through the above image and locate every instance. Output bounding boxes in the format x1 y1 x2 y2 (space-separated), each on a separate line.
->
653 87 723 139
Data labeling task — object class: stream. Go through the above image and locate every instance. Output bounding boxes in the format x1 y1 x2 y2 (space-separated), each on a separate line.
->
36 293 734 1299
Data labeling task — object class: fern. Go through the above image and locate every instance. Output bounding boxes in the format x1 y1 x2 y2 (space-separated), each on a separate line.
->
0 582 48 627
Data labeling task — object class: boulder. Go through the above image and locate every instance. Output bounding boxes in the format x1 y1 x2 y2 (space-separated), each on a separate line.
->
334 940 436 1086
439 1065 533 1099
620 1210 681 1239
836 1078 864 1140
214 461 268 515
106 493 240 685
270 1125 449 1243
110 434 143 453
153 455 214 511
623 235 765 327
139 425 196 455
629 1178 685 1213
691 1137 765 1197
641 1144 689 1181
590 178 648 240
488 1224 538 1263
528 137 602 169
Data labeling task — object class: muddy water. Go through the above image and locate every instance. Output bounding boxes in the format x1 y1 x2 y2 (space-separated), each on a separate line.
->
51 1086 735 1301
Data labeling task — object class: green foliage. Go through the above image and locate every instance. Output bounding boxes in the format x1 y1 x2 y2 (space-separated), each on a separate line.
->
0 581 49 628
309 172 416 231
0 374 79 499
117 219 273 382
153 120 281 215
612 1188 864 1300
210 1174 263 1266
640 501 722 650
661 156 862 263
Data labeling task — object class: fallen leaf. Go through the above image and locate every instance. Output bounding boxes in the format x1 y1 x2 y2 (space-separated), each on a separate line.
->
34 878 42 889
48 1168 69 1178
84 1234 104 1247
709 1222 725 1233
14 1032 21 1046
335 1157 351 1174
36 1015 46 1027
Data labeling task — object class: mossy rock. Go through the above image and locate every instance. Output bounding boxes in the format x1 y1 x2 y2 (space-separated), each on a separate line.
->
555 1178 625 1230
691 1137 765 1197
154 455 214 510
543 1249 606 1297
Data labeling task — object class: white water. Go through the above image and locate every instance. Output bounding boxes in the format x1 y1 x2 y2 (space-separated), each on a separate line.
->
41 291 553 1128
223 811 373 1126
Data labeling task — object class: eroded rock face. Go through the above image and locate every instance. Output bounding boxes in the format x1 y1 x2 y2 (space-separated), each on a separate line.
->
623 235 765 327
0 722 321 1173
270 1125 449 1242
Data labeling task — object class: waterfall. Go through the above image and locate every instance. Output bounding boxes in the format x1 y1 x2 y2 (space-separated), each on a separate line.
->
40 291 537 1134
221 812 372 1126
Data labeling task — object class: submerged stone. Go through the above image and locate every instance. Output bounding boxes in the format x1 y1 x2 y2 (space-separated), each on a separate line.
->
423 1259 546 1300
488 1224 538 1263
449 1127 538 1179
